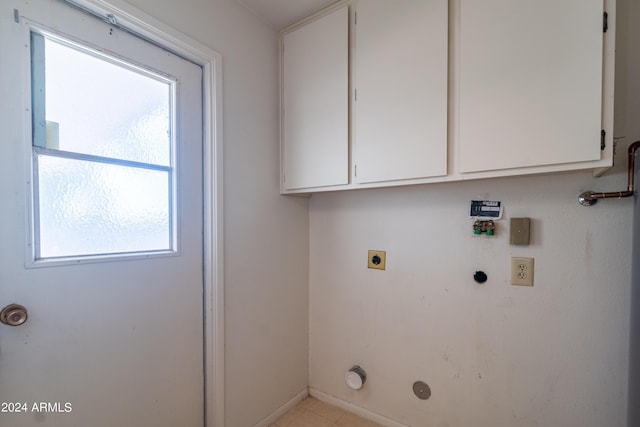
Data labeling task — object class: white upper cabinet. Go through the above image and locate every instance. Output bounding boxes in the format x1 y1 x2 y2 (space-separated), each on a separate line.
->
281 5 349 191
458 0 606 173
354 0 448 184
280 0 614 194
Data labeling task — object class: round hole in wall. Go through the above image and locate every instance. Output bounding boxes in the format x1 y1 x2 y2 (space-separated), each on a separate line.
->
473 271 488 284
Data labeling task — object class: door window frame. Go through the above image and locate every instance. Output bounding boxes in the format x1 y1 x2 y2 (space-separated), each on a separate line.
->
28 27 180 263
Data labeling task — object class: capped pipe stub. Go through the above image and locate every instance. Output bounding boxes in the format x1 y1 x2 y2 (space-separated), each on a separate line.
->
345 365 367 390
578 191 598 206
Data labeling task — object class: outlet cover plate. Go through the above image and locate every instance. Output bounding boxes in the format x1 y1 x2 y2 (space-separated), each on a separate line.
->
510 217 531 245
368 250 386 270
511 257 534 286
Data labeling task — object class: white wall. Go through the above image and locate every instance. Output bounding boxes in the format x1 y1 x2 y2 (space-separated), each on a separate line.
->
630 174 640 426
309 172 632 427
308 4 637 426
122 1 310 426
621 0 640 424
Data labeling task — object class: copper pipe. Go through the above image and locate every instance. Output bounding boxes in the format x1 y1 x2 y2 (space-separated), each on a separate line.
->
578 140 640 206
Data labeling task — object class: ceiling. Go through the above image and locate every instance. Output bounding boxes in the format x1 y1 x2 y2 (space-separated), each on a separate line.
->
235 0 338 29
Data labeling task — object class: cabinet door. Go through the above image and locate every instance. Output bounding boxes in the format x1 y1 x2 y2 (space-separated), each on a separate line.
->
459 0 604 173
354 0 448 184
282 6 349 191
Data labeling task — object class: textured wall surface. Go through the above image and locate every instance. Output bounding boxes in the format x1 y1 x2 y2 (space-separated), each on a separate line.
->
630 171 639 427
620 0 640 424
309 171 632 427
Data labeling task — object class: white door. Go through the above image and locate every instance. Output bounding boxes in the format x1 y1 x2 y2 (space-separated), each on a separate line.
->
354 0 448 184
0 1 205 426
458 0 604 173
281 5 349 191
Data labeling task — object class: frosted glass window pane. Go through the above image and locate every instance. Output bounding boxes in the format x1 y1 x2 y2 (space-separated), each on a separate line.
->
30 31 177 261
43 38 171 166
36 154 170 259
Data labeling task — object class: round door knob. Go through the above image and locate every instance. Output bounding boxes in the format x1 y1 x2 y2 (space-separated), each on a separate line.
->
0 304 28 326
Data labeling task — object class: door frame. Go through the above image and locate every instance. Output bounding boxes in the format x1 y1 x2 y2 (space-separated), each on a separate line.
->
62 1 225 426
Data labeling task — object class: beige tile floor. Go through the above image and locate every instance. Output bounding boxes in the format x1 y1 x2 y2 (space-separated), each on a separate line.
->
270 397 382 427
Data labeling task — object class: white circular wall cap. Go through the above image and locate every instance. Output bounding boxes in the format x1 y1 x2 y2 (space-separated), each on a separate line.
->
345 371 364 390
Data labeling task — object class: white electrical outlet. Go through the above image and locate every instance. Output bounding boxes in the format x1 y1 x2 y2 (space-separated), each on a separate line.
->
511 257 534 286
